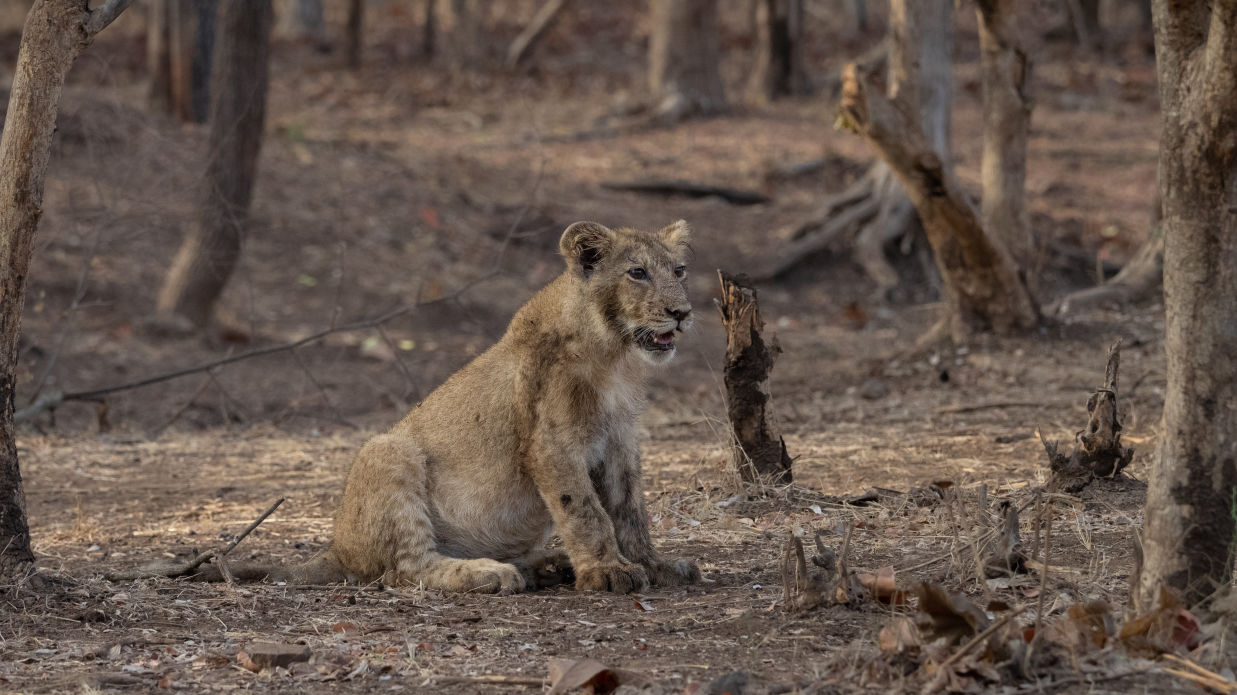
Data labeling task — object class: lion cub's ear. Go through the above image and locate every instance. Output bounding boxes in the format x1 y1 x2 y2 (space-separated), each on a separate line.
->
560 221 616 278
657 219 691 251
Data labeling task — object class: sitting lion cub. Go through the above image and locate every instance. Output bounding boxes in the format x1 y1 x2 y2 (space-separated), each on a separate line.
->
249 220 698 593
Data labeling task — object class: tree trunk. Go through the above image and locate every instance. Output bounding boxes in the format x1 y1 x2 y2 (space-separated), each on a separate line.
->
1137 0 1237 610
155 0 272 329
506 0 569 68
344 0 364 69
648 0 727 121
747 0 811 101
717 272 793 484
976 0 1032 273
0 0 132 578
838 63 1038 339
148 0 216 122
448 0 482 68
422 0 437 58
276 0 324 43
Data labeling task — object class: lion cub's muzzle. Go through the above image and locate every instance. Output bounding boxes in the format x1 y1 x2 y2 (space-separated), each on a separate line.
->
637 304 692 352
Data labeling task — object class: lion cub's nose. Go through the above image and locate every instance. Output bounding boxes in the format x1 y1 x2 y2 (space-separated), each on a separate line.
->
665 306 691 322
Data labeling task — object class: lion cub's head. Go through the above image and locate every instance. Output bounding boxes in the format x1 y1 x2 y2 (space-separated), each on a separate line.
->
559 220 692 364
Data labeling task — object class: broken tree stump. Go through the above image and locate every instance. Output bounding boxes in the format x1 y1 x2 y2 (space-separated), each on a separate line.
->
716 271 793 484
1041 339 1135 492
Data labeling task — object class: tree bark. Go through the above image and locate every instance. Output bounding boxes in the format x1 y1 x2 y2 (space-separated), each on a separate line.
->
838 64 1038 339
448 0 482 68
155 0 272 329
148 0 216 122
0 0 132 578
717 272 793 484
344 0 364 69
506 0 568 68
747 0 811 101
648 0 727 121
276 0 324 43
1137 0 1237 610
977 0 1032 273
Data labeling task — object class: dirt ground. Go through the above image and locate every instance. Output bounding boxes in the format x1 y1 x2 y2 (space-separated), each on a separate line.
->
1 1 1225 693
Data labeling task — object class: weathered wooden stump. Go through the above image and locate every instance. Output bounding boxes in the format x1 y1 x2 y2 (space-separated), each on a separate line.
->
1041 339 1135 492
716 271 793 484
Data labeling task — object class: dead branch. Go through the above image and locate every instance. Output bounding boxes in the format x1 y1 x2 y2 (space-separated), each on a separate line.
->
600 179 770 206
716 271 793 484
838 62 1038 339
983 500 1028 577
105 497 284 581
506 0 569 67
1040 340 1134 492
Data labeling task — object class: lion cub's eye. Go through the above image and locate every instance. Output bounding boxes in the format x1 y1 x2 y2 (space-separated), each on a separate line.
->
627 267 648 280
674 265 687 279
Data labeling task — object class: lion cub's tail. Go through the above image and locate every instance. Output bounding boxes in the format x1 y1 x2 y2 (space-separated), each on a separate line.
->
184 551 351 585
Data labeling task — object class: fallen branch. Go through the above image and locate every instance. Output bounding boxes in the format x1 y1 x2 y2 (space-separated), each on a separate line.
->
105 497 284 581
601 179 770 206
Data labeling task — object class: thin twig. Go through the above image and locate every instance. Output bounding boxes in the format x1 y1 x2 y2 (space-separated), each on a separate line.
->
936 606 1027 672
427 674 545 688
26 224 103 405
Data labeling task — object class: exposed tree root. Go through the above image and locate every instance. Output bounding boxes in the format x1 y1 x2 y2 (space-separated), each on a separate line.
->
1052 232 1163 315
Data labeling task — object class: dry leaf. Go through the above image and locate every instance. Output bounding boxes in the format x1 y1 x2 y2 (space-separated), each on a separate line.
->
915 583 990 645
858 566 907 604
1119 587 1202 654
547 658 649 695
633 598 654 611
878 617 922 656
331 621 361 634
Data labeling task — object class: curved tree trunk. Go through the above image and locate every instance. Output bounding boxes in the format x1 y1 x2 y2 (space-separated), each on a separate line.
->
148 0 216 123
649 0 727 121
977 0 1032 274
0 0 132 578
838 63 1037 339
1137 0 1237 610
156 0 272 330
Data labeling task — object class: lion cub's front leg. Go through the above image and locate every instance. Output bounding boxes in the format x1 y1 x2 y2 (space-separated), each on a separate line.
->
598 440 701 587
527 441 648 594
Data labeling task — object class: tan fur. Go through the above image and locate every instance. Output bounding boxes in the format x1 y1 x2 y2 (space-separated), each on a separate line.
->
219 221 701 594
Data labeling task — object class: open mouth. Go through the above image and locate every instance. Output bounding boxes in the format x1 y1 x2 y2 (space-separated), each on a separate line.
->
638 330 677 352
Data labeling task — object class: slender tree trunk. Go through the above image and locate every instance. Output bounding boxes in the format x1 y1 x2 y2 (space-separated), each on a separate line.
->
1137 0 1237 610
148 0 216 122
506 0 569 68
747 0 811 101
156 0 272 329
422 0 437 58
448 0 481 68
838 63 1038 339
976 0 1032 272
344 0 364 69
0 0 132 578
648 0 727 120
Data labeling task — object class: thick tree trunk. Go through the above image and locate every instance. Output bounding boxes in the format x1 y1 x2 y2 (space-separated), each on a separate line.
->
155 0 272 329
0 0 131 578
148 0 216 122
747 0 811 101
977 0 1032 273
1137 0 1237 610
648 0 727 120
838 64 1038 339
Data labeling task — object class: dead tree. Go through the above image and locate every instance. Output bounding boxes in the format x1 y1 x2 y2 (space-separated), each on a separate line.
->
155 0 272 329
147 0 216 122
977 0 1033 273
1138 0 1237 610
836 63 1038 339
762 0 952 291
649 0 728 121
747 0 811 101
717 272 792 484
0 0 133 579
506 0 569 68
1040 340 1134 493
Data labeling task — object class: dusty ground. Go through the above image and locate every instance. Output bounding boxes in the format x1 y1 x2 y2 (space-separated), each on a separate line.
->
2 1 1225 693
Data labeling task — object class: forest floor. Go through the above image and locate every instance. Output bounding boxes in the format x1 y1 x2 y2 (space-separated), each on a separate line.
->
2 2 1229 693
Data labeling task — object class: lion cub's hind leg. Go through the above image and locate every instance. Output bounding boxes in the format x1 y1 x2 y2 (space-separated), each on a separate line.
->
334 433 526 595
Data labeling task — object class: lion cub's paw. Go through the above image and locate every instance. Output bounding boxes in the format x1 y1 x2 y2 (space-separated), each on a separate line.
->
459 559 527 595
574 562 649 594
646 557 702 586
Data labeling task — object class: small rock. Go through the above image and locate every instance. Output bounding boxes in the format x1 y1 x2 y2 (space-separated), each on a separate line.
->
859 378 888 400
237 643 311 672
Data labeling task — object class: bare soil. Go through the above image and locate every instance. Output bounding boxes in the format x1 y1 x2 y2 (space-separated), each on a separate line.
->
2 2 1218 693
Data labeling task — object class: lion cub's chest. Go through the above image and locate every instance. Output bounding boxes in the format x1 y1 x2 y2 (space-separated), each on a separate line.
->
585 363 647 468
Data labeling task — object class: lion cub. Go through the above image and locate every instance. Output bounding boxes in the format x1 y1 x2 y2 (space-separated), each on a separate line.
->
284 220 699 594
